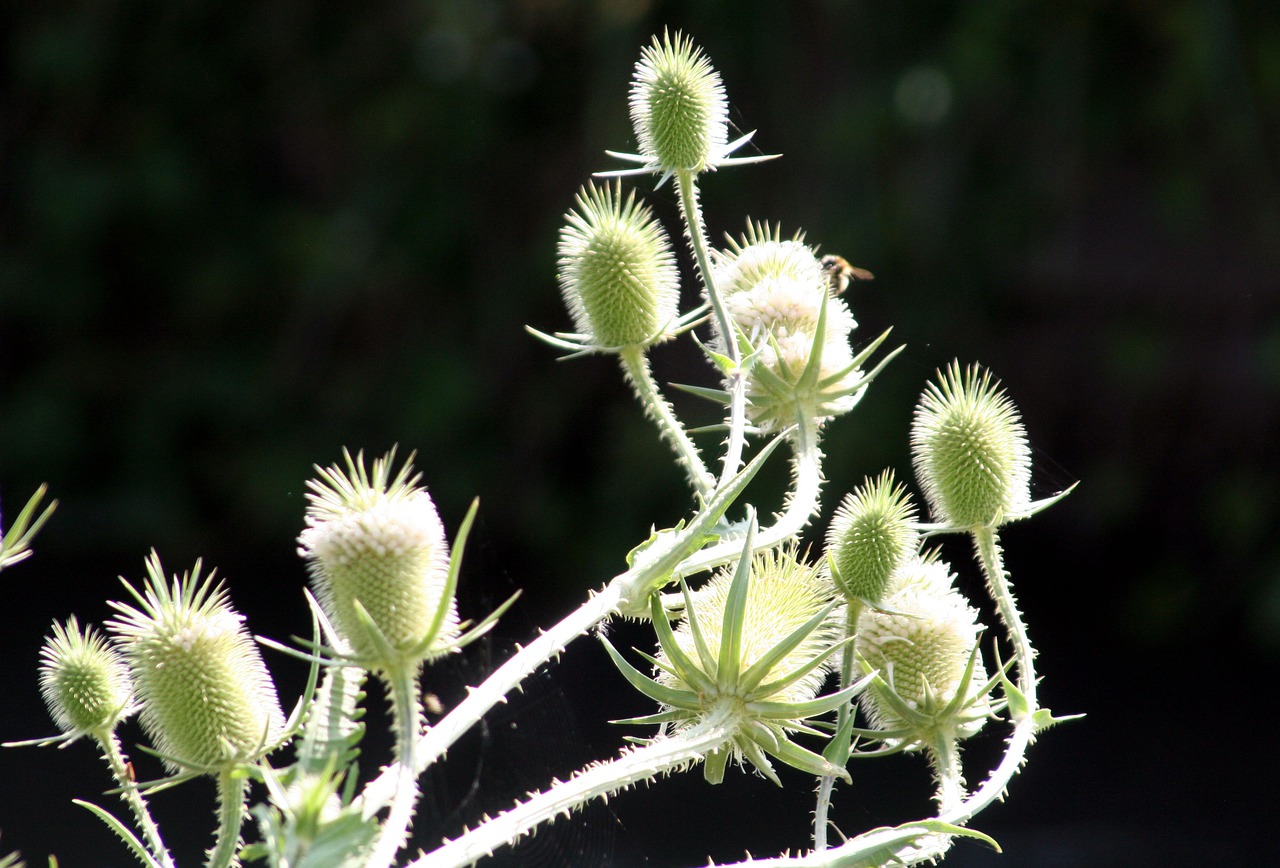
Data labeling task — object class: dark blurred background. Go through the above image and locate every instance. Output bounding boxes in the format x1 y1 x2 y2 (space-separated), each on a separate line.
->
2 0 1278 865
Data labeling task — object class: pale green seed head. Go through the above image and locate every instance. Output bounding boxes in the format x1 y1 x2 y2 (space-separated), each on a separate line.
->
556 181 679 350
38 616 133 739
107 554 284 774
298 449 458 669
911 362 1031 529
629 30 728 175
827 470 919 606
855 559 990 742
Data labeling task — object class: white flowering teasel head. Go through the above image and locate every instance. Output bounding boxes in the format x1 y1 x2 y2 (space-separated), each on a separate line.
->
709 222 892 432
855 558 993 748
556 181 680 351
107 553 285 775
38 616 133 742
911 362 1031 530
298 449 459 672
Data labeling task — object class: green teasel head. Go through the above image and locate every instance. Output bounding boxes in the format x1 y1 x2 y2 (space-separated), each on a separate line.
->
38 616 133 741
629 30 728 177
556 181 680 350
107 553 285 775
298 449 459 672
826 470 919 607
911 362 1031 529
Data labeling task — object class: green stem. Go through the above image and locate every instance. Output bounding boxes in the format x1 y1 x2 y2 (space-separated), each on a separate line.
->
812 604 860 851
206 769 249 868
97 731 175 868
360 583 625 814
927 732 964 815
675 416 824 579
674 169 750 487
971 526 1036 714
365 667 425 868
620 345 715 497
675 170 736 367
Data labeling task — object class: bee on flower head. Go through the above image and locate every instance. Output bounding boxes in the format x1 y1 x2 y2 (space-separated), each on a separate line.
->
820 254 874 296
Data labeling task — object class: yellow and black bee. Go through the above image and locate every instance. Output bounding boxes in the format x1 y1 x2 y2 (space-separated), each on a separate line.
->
820 254 874 296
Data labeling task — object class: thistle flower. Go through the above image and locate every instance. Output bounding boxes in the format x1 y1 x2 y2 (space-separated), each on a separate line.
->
554 181 680 351
38 616 133 741
826 471 919 607
855 558 992 746
298 449 459 671
606 543 867 786
601 31 776 182
107 554 285 775
911 362 1031 529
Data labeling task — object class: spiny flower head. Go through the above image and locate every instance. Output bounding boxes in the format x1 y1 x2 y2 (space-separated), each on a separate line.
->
855 558 992 745
298 449 458 671
713 222 871 432
107 553 284 774
911 362 1031 529
556 181 679 350
826 470 919 606
606 544 865 786
600 32 775 182
38 616 133 741
630 30 728 176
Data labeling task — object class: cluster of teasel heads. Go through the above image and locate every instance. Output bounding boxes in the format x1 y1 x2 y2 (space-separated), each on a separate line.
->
2 28 1073 868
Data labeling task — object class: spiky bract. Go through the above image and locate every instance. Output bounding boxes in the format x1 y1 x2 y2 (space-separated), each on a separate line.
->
855 558 992 745
630 30 728 176
662 549 839 706
107 554 284 774
826 470 919 606
607 546 864 786
38 616 133 740
298 449 458 670
556 181 679 350
911 362 1031 529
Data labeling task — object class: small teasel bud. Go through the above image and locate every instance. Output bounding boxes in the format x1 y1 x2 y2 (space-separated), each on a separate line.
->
629 30 728 176
38 616 133 739
911 362 1031 529
298 449 459 669
556 181 679 350
855 558 991 743
826 470 919 606
107 554 285 774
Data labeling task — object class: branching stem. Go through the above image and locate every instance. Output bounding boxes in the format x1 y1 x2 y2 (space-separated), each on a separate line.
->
412 705 736 868
620 344 715 497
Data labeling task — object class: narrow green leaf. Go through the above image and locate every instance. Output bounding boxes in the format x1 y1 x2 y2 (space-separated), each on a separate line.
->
648 592 717 696
716 516 757 691
599 637 703 711
739 600 839 694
